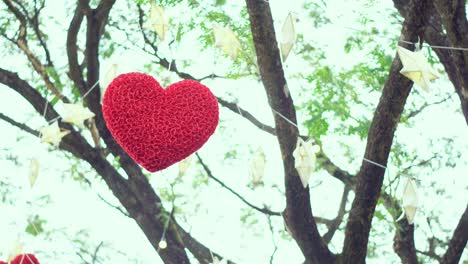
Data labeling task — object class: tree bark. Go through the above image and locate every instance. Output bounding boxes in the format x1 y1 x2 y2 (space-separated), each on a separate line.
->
440 205 468 264
245 1 335 263
394 0 468 125
432 0 468 125
393 222 419 264
342 0 425 262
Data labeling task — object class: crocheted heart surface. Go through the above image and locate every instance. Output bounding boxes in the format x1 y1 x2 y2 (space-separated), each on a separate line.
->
102 72 219 172
0 254 40 264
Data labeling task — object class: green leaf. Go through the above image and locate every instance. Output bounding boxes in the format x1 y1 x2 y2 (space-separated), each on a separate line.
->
50 96 60 106
45 67 64 90
175 24 183 43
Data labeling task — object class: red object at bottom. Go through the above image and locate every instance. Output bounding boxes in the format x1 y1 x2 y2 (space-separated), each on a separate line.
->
0 254 40 264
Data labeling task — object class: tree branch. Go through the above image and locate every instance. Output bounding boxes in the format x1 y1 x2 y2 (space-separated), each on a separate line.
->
432 0 468 125
394 0 468 125
2 0 69 102
322 185 350 244
67 0 87 93
195 153 281 216
175 221 236 264
416 249 441 262
267 215 278 264
441 204 468 264
21 0 53 67
342 1 424 260
381 191 420 264
406 93 456 119
245 0 334 263
0 112 39 137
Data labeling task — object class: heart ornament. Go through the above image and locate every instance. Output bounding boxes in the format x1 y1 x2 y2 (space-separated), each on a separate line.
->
102 72 219 172
0 254 40 264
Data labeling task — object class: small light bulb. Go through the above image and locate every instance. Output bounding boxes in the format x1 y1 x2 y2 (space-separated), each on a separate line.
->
159 239 167 249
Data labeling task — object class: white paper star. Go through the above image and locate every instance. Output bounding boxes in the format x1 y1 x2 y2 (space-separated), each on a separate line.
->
101 64 119 103
213 24 242 59
280 12 298 62
102 64 118 89
28 158 39 187
212 256 228 264
62 103 95 127
292 138 319 188
397 46 438 92
145 3 169 41
401 177 419 225
40 121 70 146
249 147 266 185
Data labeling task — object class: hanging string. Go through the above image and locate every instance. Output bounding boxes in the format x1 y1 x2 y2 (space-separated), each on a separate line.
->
271 108 298 128
275 11 468 52
397 40 468 51
342 24 468 51
79 80 100 102
236 103 243 117
41 80 101 126
158 205 175 250
267 104 391 172
362 157 387 170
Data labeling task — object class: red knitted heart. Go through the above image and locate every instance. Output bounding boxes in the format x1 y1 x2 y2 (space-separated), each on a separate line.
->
0 254 40 264
102 72 219 172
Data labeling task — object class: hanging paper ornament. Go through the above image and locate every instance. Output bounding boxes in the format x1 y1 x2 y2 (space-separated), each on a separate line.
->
280 12 298 62
28 158 39 187
283 84 290 98
292 138 318 188
103 64 119 88
39 121 70 146
101 64 119 103
145 3 169 41
400 177 419 225
102 72 219 172
178 155 192 177
397 46 438 92
249 147 266 185
62 103 95 127
213 24 242 59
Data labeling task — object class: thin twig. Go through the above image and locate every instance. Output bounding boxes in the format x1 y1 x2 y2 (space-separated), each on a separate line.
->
91 241 104 264
195 153 281 216
267 215 278 264
0 112 39 136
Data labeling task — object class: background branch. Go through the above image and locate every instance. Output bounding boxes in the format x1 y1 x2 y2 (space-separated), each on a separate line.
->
440 205 468 264
342 2 423 259
245 0 334 263
195 153 282 216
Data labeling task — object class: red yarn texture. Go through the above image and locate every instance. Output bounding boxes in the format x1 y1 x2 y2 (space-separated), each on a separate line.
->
2 254 40 264
102 72 219 172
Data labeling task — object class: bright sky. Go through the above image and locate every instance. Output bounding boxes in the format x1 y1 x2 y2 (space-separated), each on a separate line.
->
0 0 467 263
